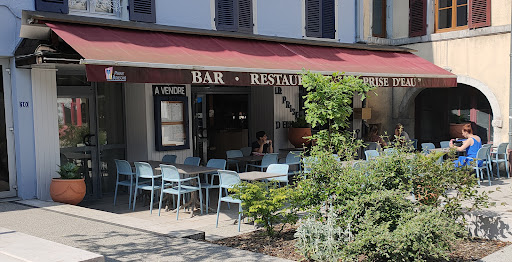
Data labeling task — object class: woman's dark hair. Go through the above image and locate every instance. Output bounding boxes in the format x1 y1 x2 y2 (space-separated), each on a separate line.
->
462 123 473 134
256 131 266 139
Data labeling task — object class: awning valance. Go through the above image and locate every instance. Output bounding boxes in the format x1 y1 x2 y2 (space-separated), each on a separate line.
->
46 22 457 88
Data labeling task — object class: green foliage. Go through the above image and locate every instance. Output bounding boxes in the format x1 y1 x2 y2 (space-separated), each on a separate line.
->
59 124 90 147
231 181 298 237
290 115 309 128
57 162 81 179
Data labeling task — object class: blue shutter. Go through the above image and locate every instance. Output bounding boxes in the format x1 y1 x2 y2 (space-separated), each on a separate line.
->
129 0 156 23
35 0 68 14
321 0 335 39
238 0 253 33
216 0 238 32
306 0 321 38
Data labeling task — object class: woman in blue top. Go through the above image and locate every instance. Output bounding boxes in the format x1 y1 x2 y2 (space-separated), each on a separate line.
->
450 123 482 167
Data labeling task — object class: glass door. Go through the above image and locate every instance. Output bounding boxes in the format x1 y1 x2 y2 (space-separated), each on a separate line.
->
0 64 16 198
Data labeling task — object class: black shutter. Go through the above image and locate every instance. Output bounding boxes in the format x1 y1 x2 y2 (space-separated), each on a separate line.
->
306 0 321 38
216 0 238 32
129 0 156 23
469 0 491 29
409 0 426 37
35 0 68 14
238 0 253 33
321 0 335 39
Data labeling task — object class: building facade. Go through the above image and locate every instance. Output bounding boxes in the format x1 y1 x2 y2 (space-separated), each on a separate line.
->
1 0 457 201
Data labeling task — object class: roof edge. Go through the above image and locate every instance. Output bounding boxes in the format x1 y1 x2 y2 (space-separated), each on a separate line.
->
23 10 416 53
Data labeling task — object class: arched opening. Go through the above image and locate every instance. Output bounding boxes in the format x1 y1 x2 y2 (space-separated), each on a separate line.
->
414 84 493 145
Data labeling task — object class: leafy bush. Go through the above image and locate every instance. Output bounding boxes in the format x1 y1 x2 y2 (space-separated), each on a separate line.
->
57 162 81 179
231 181 298 236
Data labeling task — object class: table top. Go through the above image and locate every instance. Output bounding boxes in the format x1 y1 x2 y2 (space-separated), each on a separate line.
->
429 148 450 153
238 171 285 181
135 161 219 175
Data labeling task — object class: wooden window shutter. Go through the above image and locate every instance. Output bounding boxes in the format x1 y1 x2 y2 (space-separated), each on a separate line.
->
216 0 238 31
306 0 322 38
409 0 426 37
238 0 253 33
129 0 156 23
321 0 335 39
35 0 68 14
469 0 491 29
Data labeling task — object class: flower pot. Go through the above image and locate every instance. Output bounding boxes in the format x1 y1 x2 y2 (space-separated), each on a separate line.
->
50 178 86 205
449 123 469 138
288 127 312 148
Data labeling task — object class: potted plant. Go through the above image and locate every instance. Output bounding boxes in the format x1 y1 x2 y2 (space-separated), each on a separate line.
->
50 162 86 205
449 113 469 138
288 115 312 148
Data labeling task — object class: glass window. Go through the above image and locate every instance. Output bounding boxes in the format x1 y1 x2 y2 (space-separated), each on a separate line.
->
436 0 468 32
70 0 120 15
372 0 386 38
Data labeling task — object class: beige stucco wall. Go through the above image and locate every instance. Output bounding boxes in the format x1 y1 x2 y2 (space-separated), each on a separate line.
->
405 33 511 143
492 0 511 26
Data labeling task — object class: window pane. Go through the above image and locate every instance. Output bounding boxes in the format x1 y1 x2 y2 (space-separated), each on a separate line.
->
70 0 88 10
372 0 384 37
457 0 467 5
438 9 452 29
95 0 113 13
456 6 467 26
439 0 452 8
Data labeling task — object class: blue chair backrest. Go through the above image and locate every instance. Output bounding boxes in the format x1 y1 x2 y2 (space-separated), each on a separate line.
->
421 143 435 151
365 150 379 160
285 151 301 164
115 159 133 175
440 141 450 148
261 153 278 166
302 156 316 173
383 148 396 155
134 162 155 179
266 164 289 174
218 170 241 189
497 143 508 154
184 157 201 166
160 164 180 182
226 150 243 158
476 146 491 160
206 159 227 169
240 147 252 157
366 142 378 150
162 154 177 164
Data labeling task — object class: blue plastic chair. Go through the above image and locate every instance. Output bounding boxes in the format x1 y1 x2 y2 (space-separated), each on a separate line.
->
158 164 203 220
285 151 302 175
200 159 227 213
263 164 290 185
383 148 396 155
216 170 243 232
184 157 201 166
132 162 162 213
240 147 252 157
421 143 435 154
162 154 177 164
114 159 136 209
226 150 243 172
411 139 418 150
364 150 379 160
469 146 492 186
440 141 450 148
491 143 510 179
246 153 278 172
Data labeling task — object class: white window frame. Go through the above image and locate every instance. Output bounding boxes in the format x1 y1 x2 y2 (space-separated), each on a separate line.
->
69 0 122 19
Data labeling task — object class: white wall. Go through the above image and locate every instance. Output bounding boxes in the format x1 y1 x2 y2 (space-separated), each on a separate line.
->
31 68 59 201
338 0 356 43
156 0 212 30
257 0 303 38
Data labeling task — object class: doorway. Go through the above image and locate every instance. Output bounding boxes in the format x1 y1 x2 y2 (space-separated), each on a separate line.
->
192 88 250 162
57 79 126 199
0 64 16 198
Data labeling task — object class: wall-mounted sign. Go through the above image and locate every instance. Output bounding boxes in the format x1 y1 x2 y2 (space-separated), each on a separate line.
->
153 85 186 96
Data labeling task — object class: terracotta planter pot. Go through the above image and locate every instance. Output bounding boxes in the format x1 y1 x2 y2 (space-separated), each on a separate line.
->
288 127 312 148
50 178 86 205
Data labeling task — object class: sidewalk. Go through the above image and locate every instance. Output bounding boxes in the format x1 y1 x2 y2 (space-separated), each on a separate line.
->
0 201 290 261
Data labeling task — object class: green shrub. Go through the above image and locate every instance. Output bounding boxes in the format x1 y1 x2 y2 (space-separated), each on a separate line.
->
231 181 298 236
57 162 81 179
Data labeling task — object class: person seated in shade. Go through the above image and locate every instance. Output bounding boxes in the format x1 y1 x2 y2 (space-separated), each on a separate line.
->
450 123 482 167
366 125 387 147
252 131 273 154
393 123 410 142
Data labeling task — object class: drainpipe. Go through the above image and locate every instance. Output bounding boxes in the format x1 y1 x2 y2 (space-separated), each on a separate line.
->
509 6 512 148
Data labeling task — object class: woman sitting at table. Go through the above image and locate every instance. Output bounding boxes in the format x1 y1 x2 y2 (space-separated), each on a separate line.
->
252 130 273 154
450 123 482 167
366 125 387 147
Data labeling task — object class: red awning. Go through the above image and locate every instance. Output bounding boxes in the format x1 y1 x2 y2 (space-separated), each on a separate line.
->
46 22 456 87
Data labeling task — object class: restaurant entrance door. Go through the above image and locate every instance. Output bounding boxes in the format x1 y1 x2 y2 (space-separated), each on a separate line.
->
57 81 126 199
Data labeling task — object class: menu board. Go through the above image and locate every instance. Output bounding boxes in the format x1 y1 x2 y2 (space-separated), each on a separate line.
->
154 94 189 151
161 101 183 122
